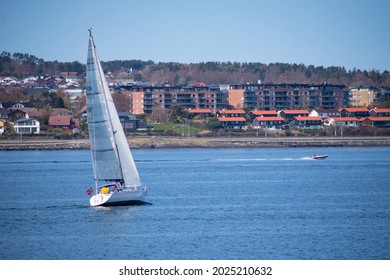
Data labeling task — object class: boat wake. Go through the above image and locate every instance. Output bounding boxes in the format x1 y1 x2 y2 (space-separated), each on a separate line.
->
215 158 304 162
300 156 313 160
137 157 316 163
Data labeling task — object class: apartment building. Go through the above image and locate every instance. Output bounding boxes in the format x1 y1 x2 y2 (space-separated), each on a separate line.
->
350 88 374 107
229 83 349 111
126 85 229 115
121 83 389 116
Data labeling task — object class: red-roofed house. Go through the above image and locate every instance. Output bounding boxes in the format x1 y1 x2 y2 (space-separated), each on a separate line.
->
249 110 278 119
292 116 322 128
48 116 76 130
369 108 390 117
252 116 285 130
186 108 213 118
217 109 246 118
360 117 390 127
218 117 246 130
324 117 359 127
339 107 369 118
279 109 309 121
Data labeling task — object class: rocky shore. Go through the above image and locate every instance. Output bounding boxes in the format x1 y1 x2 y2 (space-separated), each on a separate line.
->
1 136 390 150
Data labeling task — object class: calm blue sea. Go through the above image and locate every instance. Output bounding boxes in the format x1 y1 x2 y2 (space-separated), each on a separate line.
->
0 147 389 260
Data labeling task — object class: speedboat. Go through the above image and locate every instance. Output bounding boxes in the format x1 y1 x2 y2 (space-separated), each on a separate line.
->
310 154 328 160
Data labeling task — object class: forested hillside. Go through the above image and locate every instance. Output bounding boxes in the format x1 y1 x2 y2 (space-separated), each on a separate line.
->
1 51 389 87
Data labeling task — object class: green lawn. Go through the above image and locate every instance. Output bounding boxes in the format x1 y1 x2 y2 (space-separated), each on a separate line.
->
150 122 202 135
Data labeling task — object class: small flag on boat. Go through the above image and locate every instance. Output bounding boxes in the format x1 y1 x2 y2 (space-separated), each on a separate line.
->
86 187 94 196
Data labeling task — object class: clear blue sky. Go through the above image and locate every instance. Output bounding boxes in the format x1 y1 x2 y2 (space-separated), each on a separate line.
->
2 0 390 71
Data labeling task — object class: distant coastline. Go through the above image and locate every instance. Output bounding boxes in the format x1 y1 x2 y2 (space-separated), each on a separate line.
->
1 136 390 150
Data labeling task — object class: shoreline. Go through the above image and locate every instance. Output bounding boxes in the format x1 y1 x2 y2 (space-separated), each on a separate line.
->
1 136 390 150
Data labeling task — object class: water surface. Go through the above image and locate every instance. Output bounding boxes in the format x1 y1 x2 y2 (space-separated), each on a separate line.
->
0 147 389 259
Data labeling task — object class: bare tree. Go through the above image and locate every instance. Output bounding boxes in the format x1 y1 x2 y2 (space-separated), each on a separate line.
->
151 104 169 123
112 92 131 113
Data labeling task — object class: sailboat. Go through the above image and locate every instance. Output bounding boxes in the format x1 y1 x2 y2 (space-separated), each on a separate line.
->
85 29 147 206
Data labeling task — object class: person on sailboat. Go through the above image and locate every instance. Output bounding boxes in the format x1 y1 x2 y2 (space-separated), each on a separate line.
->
113 181 123 192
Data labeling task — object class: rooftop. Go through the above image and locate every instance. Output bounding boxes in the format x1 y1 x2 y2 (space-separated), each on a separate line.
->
218 117 246 122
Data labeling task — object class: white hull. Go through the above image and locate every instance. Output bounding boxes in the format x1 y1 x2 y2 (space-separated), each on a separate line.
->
90 187 147 207
310 155 328 160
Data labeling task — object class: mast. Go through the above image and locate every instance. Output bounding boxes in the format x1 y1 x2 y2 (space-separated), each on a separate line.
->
86 29 99 184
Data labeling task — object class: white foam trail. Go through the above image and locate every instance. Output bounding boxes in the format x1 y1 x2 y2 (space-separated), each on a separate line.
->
300 156 313 160
214 158 300 162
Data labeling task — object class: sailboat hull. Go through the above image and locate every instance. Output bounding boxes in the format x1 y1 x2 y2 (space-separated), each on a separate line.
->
90 188 147 207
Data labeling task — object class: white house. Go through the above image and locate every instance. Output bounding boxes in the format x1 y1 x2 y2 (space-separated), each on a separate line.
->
13 118 40 134
64 85 83 100
0 76 20 85
324 117 359 127
309 108 340 119
9 102 26 109
22 76 38 84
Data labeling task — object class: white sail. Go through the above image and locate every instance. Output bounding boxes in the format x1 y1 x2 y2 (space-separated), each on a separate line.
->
86 32 141 188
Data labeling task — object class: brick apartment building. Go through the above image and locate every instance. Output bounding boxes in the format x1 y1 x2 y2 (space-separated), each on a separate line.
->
121 83 389 116
229 83 350 111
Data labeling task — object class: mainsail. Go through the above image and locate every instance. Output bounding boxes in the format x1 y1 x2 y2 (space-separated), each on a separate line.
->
86 30 141 188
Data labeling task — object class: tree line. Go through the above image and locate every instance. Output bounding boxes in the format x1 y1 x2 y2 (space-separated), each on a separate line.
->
1 51 390 87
